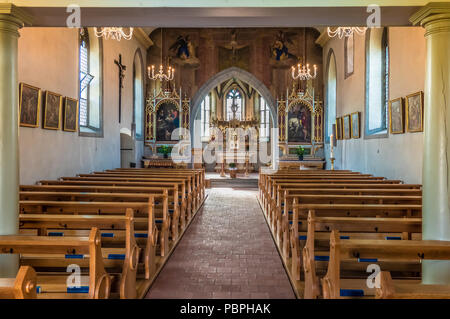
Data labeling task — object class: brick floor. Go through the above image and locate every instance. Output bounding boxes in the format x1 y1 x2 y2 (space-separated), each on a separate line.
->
145 188 295 299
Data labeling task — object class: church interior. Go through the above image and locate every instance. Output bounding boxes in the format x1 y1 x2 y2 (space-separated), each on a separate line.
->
1 1 450 302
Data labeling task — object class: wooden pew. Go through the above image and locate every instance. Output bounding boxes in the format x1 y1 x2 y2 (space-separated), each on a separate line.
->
301 211 422 299
375 271 450 299
37 180 191 221
0 266 37 299
20 184 187 231
58 175 196 213
19 210 142 299
322 230 450 299
0 228 110 299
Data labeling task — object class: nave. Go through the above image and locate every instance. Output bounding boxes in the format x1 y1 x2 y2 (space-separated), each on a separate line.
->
146 188 294 299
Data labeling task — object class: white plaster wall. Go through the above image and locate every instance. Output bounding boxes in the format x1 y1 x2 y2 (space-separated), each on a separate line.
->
323 27 425 184
18 28 147 184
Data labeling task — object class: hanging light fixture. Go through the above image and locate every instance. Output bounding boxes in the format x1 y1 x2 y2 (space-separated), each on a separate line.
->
94 27 134 41
327 27 367 39
292 28 318 81
148 28 174 82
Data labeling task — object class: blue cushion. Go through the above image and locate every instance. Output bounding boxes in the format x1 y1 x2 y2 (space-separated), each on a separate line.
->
340 289 364 297
358 258 378 262
48 232 64 237
385 236 401 240
65 254 84 259
101 233 114 238
67 286 89 294
108 254 125 260
340 236 350 239
314 256 329 261
134 233 148 238
299 235 307 240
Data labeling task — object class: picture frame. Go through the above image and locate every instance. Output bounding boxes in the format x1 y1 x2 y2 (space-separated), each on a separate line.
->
43 91 63 130
389 97 405 134
335 117 343 140
406 91 424 133
63 97 79 132
344 32 354 79
19 83 41 128
343 115 351 139
350 112 361 139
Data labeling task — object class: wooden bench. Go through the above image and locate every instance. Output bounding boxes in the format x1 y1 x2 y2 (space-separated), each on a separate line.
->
19 210 142 299
38 179 191 221
322 230 450 299
301 211 422 298
0 228 110 299
375 271 450 299
0 266 37 299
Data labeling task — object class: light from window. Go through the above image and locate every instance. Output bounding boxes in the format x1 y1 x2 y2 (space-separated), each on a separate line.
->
259 97 270 141
366 28 388 134
226 89 242 120
79 29 94 128
134 54 143 139
326 51 337 142
201 94 210 139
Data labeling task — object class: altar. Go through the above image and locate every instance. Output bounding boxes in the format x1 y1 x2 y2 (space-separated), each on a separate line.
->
278 158 325 170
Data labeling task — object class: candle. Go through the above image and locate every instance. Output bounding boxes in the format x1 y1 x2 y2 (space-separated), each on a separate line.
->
330 134 335 149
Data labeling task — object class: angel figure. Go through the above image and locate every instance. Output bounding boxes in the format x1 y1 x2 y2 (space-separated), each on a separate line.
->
271 30 298 61
170 35 196 60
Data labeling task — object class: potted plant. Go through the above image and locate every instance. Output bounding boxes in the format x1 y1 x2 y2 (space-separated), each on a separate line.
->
160 145 171 159
296 146 305 161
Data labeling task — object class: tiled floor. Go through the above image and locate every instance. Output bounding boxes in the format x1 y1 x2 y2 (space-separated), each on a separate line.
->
145 188 295 299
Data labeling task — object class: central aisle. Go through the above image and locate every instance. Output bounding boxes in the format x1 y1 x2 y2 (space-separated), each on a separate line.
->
146 188 295 299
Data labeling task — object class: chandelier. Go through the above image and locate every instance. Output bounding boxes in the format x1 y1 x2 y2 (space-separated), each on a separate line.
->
94 27 134 41
292 28 318 81
291 63 317 81
148 28 174 82
327 27 367 39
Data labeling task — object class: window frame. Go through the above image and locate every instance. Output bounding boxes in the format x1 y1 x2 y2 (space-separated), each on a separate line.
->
78 28 104 138
226 88 243 121
201 93 211 141
325 49 337 144
364 27 389 139
259 96 270 142
133 48 145 141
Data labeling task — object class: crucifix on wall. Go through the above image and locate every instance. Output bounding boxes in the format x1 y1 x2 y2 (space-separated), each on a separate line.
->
114 54 126 123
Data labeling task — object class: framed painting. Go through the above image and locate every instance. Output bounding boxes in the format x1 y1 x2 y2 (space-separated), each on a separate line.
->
287 103 312 143
344 33 354 78
335 117 343 140
406 91 424 133
389 97 405 134
43 91 62 130
156 102 180 142
63 97 79 132
19 83 41 128
351 112 360 139
343 114 351 139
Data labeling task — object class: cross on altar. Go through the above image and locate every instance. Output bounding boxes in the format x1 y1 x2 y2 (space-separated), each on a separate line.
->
114 54 126 123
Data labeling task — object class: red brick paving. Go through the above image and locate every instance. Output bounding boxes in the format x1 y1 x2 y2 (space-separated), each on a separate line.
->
145 188 295 299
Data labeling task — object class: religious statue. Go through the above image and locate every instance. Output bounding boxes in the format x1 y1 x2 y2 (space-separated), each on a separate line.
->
218 29 250 71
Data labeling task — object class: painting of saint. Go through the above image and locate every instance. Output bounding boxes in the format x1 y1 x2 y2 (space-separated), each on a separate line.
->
169 34 200 67
287 103 311 143
43 91 62 130
64 97 78 132
156 102 180 142
271 30 298 62
343 115 351 139
351 112 360 138
406 92 424 132
19 83 41 128
389 98 404 134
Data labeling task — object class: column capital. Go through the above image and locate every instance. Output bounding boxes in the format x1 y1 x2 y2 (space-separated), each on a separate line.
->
0 3 33 30
410 2 450 36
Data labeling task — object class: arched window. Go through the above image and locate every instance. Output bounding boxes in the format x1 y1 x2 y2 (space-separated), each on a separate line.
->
326 50 337 142
226 88 242 120
201 93 211 140
133 50 144 139
365 27 389 137
79 28 103 136
259 96 270 141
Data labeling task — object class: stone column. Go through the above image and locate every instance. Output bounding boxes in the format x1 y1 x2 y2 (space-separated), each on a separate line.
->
411 3 450 284
0 4 31 277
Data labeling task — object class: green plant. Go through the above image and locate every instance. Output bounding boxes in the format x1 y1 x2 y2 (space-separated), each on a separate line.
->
159 145 171 156
229 163 236 168
296 146 305 156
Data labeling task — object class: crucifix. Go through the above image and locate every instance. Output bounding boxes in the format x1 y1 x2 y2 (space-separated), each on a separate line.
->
114 54 126 123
